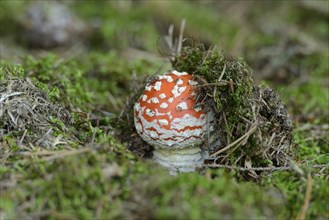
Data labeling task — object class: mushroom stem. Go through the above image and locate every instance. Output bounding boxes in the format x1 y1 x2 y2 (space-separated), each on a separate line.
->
153 147 208 175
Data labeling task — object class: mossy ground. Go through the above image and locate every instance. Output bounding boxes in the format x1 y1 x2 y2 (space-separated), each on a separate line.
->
1 1 328 219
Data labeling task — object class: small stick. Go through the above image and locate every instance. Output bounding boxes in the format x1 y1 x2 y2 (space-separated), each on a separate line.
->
204 163 329 171
220 141 242 163
177 19 186 55
229 79 234 92
196 82 228 87
19 129 28 144
222 112 230 145
218 64 226 82
0 92 23 103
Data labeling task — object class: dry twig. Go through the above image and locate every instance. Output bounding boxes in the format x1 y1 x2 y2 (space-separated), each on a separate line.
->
204 163 329 172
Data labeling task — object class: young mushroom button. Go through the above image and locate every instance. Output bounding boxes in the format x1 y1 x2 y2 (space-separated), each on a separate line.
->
134 70 215 174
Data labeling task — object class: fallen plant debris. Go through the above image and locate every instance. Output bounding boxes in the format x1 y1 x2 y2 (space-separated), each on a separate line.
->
0 65 73 150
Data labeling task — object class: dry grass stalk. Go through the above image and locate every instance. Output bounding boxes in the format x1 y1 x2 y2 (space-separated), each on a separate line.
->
210 124 258 157
296 173 313 220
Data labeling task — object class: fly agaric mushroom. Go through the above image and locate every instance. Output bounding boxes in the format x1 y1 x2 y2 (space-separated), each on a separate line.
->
134 70 214 173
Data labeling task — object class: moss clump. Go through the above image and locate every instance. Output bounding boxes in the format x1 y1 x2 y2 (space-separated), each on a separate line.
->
172 44 253 113
171 45 294 175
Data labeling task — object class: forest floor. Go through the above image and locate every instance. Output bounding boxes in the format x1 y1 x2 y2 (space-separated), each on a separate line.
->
0 1 328 219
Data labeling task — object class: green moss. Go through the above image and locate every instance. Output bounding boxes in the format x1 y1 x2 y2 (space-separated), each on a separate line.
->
1 153 286 219
263 171 329 219
0 64 25 78
125 169 283 219
280 72 328 124
173 45 253 113
294 130 329 165
0 142 130 219
20 55 91 111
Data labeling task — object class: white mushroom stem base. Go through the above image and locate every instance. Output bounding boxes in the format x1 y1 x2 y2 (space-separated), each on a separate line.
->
153 147 207 175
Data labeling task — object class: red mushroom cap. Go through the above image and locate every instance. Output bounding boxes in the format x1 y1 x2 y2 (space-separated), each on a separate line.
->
134 70 213 149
